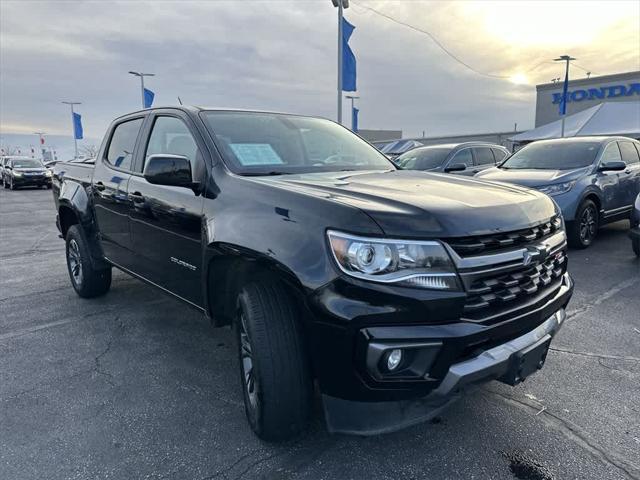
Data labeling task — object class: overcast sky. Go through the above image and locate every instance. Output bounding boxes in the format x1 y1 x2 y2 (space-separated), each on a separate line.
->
1 0 638 141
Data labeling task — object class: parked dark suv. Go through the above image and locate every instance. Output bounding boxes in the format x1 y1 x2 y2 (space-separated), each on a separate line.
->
394 142 510 176
53 107 573 440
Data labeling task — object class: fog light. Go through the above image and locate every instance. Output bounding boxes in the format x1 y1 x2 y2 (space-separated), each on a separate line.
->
387 349 403 371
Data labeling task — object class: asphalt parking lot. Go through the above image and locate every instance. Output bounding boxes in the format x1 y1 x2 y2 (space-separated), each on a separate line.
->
1 186 638 480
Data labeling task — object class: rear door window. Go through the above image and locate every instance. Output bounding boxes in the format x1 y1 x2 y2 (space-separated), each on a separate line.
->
105 118 144 171
619 142 640 165
473 147 495 166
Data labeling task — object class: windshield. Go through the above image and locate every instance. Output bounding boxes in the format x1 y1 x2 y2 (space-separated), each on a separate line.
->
395 148 451 170
12 159 42 168
202 111 394 175
501 141 601 170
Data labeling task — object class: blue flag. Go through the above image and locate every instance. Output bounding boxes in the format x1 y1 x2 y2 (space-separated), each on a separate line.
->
73 112 83 140
342 18 356 92
559 69 569 115
144 88 155 108
352 106 359 133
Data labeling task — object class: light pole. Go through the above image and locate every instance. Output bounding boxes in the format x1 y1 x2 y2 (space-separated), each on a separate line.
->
34 131 46 158
62 101 81 159
332 0 349 124
128 71 155 109
554 55 575 138
345 94 359 131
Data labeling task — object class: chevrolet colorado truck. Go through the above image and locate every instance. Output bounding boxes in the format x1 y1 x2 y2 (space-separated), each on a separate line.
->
53 107 573 440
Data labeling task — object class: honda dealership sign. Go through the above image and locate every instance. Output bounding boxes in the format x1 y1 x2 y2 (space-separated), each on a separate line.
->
535 71 640 127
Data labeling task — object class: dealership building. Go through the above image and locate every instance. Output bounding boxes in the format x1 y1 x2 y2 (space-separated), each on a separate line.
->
535 70 640 127
368 70 640 153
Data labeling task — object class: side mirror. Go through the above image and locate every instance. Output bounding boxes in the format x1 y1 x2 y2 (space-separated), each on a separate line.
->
143 154 197 190
445 163 467 173
598 160 627 172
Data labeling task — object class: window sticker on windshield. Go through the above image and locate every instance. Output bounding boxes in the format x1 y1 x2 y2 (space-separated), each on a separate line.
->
229 143 283 166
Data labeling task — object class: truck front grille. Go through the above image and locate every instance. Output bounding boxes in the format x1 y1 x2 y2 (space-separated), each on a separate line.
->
463 250 567 316
445 218 568 323
448 216 562 256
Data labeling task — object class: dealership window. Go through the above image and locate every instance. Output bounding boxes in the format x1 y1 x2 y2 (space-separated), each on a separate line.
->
618 142 640 165
450 148 473 167
600 143 622 164
106 118 143 171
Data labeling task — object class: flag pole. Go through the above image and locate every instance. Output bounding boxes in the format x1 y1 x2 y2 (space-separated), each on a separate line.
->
337 1 343 124
129 71 155 108
62 101 81 159
554 55 575 138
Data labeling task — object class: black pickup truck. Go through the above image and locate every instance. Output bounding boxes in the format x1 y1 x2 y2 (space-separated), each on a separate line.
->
53 107 573 440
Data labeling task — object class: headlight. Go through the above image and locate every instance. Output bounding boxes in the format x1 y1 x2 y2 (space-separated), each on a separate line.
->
12 171 23 177
327 230 460 290
536 181 576 196
46 170 52 177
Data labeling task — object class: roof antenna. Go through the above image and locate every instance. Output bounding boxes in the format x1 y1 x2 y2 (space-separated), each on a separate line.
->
177 96 183 105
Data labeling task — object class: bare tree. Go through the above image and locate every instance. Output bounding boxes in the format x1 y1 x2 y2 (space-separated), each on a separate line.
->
79 145 98 158
0 145 21 155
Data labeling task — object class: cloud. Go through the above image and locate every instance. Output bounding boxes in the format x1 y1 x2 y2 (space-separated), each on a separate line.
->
0 0 638 140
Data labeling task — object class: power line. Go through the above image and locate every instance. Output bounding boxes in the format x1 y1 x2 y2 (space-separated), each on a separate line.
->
351 1 595 81
351 1 509 79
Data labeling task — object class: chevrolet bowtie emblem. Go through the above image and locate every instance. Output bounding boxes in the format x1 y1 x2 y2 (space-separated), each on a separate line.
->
523 244 550 266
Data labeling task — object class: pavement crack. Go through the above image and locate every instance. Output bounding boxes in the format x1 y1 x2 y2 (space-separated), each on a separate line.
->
92 316 124 388
549 347 640 362
485 389 640 479
565 276 640 322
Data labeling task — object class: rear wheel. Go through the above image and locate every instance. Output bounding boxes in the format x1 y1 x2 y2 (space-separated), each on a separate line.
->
235 279 312 441
65 225 112 298
568 199 598 248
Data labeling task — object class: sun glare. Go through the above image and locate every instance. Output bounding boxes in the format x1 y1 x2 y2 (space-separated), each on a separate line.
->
460 1 637 47
509 73 529 85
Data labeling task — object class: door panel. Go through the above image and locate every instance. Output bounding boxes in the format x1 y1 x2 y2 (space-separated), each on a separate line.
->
127 115 205 307
596 142 626 214
93 118 143 265
618 141 640 207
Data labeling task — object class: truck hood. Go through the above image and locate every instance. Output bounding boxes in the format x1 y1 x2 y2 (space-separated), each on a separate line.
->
250 170 557 237
475 166 590 187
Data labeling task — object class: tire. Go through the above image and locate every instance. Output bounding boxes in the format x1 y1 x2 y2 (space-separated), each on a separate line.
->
633 238 640 257
2 176 7 188
568 199 599 249
235 279 312 441
9 177 14 190
65 225 112 298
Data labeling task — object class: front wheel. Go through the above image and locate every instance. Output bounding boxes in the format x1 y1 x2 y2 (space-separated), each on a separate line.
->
235 279 313 441
65 225 112 298
568 199 598 248
633 238 640 257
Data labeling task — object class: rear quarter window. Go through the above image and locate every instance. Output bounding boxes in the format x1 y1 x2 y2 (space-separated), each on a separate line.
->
105 118 144 171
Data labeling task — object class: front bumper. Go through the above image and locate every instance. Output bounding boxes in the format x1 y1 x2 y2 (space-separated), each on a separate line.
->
11 175 51 186
324 307 566 435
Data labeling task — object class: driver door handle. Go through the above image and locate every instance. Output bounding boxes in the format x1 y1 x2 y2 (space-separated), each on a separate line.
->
129 191 145 203
94 181 105 191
